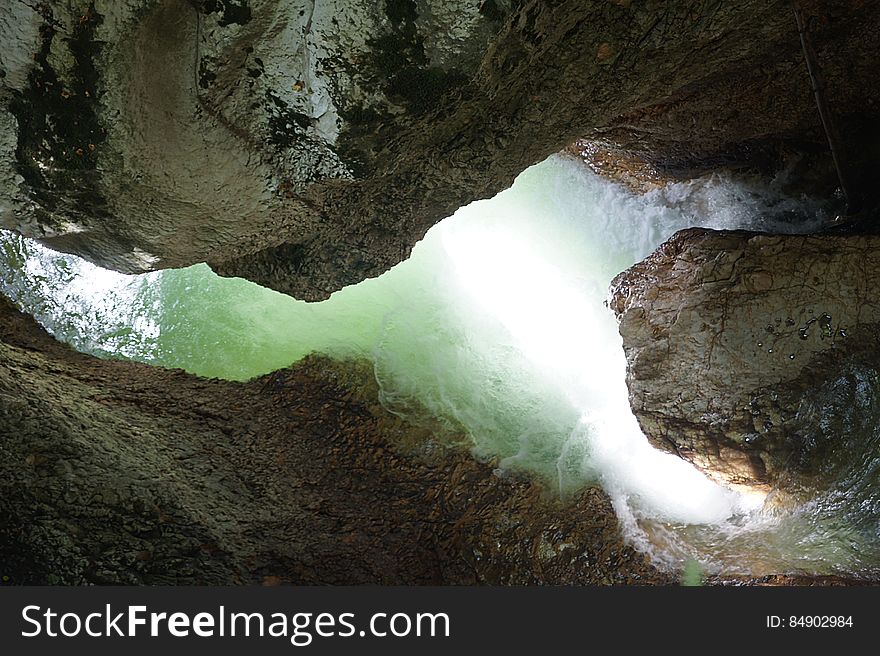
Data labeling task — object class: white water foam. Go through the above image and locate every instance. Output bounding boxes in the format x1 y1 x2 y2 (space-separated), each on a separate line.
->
9 154 865 576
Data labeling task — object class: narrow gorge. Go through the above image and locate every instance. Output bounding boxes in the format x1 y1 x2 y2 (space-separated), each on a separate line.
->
1 0 879 585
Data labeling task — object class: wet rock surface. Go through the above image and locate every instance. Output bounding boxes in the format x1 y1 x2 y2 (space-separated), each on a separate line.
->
1 0 511 294
2 1 878 299
610 229 880 493
0 295 671 585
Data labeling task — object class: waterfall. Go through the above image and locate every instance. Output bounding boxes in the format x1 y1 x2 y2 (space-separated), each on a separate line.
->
8 154 877 577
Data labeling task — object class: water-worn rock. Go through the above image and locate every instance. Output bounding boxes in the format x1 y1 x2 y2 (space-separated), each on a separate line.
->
1 0 512 294
0 295 670 585
2 0 878 299
1 294 870 585
610 229 880 494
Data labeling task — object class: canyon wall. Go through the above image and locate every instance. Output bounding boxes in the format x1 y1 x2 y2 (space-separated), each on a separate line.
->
0 295 669 584
2 0 878 300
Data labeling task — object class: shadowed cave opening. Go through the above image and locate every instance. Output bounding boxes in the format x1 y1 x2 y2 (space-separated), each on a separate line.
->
3 154 878 579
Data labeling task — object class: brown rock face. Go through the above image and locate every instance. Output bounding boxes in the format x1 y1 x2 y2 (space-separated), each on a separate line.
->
610 229 880 493
0 295 669 585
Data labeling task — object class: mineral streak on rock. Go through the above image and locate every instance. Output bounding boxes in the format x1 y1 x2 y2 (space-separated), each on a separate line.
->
611 229 880 493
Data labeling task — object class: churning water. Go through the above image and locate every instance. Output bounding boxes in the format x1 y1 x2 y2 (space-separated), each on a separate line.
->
3 155 877 578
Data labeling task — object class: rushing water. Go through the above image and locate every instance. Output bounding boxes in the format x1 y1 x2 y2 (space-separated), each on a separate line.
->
3 155 877 578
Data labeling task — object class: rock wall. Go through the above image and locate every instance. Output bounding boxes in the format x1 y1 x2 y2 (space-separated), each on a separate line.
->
0 0 504 290
2 0 878 299
0 294 669 585
611 229 880 494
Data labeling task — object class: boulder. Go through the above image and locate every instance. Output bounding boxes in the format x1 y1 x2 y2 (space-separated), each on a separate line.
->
611 228 880 494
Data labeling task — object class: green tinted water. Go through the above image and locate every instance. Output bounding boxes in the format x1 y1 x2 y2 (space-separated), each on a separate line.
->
5 155 878 578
